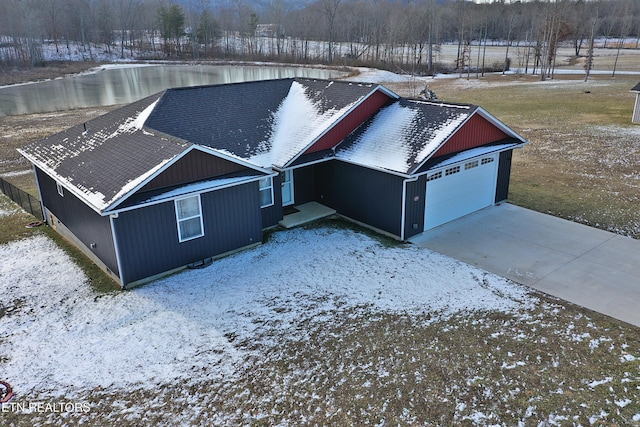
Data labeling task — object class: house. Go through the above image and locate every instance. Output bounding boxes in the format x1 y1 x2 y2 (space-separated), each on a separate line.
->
631 82 640 124
19 78 527 288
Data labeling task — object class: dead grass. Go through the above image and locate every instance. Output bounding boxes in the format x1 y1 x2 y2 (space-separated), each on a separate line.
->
0 62 99 87
0 196 41 244
3 292 639 426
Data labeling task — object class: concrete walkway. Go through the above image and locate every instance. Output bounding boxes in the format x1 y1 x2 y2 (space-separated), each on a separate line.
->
410 203 640 328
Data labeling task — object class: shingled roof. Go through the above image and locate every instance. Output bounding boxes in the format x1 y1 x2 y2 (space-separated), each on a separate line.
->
335 99 478 175
19 95 193 213
146 78 389 168
20 77 525 214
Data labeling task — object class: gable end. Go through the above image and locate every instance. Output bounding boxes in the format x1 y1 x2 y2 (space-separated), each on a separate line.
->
431 113 509 158
140 149 249 192
300 90 394 158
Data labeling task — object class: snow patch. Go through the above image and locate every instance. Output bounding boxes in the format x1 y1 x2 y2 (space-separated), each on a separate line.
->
0 227 535 398
587 377 613 388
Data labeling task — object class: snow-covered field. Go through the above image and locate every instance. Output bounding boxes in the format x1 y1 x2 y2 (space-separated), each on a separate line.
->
1 224 639 425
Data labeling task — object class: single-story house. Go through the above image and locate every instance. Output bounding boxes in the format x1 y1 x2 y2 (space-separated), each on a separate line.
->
19 78 527 288
631 82 640 124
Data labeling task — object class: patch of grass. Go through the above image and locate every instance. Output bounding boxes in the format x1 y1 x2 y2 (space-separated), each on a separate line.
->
0 196 42 245
0 61 99 86
0 106 118 177
6 292 639 426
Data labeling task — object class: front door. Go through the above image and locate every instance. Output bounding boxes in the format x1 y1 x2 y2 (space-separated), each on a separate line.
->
281 169 294 207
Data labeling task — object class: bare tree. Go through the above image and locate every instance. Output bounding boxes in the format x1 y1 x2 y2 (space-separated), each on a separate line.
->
320 0 341 64
584 3 599 82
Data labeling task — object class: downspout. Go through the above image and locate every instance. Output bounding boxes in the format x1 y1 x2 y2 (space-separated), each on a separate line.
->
400 175 420 241
109 213 125 289
31 165 48 223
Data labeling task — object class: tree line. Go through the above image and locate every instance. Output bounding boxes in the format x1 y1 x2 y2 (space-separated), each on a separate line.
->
1 0 639 76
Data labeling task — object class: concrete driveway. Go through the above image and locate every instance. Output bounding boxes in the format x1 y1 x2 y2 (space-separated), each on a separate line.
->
410 203 640 328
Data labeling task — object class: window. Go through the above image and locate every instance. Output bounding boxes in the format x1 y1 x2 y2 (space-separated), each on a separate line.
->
465 160 479 170
481 157 495 165
56 182 64 197
445 165 461 176
259 177 274 208
427 171 442 181
175 195 204 242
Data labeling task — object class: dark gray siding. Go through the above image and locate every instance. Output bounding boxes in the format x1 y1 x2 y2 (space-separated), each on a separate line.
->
36 168 119 276
404 175 427 239
293 166 316 205
140 150 247 192
316 161 404 237
495 150 513 202
261 174 283 228
114 182 262 285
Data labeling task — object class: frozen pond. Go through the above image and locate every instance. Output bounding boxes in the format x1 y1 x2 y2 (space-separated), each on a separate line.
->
0 64 345 116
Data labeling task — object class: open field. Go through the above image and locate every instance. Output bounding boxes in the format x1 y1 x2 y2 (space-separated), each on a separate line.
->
0 223 639 426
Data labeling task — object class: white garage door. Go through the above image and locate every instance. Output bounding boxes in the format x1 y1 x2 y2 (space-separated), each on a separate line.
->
424 154 498 231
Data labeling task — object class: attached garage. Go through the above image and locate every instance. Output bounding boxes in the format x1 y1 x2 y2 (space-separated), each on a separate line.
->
424 153 498 231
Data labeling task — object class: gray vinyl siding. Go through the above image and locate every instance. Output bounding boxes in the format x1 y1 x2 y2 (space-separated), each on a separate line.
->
316 161 404 237
36 168 119 276
140 150 247 192
404 175 427 240
113 182 262 285
495 150 513 203
261 174 283 228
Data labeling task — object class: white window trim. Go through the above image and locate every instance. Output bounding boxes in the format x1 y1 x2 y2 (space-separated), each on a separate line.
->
174 195 205 243
56 182 64 197
259 176 274 208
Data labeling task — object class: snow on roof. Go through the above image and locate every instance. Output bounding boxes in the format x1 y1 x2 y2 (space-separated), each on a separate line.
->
121 98 158 132
248 81 359 168
19 95 191 213
336 100 471 175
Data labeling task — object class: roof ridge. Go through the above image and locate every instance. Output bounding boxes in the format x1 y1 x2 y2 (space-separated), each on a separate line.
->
402 98 475 110
163 77 296 93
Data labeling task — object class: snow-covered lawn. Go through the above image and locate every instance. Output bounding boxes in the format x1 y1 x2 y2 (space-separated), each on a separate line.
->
1 223 639 426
